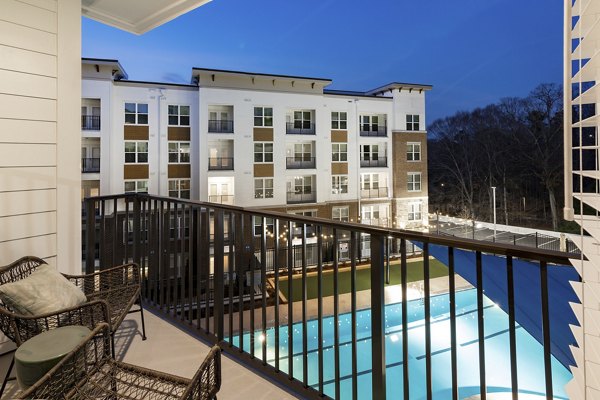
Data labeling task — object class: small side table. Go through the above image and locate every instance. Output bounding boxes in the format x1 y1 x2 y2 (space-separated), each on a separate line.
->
15 326 91 390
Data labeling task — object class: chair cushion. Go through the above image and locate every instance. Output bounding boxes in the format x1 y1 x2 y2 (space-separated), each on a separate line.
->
0 265 87 316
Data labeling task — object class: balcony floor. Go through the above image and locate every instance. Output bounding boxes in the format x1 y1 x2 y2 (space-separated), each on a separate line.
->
0 308 298 399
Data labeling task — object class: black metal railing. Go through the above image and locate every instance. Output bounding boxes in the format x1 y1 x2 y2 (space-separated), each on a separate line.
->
83 193 578 400
208 195 234 205
208 120 234 133
286 122 316 135
286 191 316 204
361 187 389 198
82 158 100 173
286 157 316 169
360 157 387 168
82 115 100 130
360 125 387 137
208 157 234 170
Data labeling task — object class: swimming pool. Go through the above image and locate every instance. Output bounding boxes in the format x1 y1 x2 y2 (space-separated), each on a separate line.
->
231 289 572 399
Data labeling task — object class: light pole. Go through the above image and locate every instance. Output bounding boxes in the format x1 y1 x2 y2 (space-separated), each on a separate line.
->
491 186 497 239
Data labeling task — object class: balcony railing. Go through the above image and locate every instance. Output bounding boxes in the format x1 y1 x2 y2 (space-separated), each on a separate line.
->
208 195 234 205
83 193 578 400
286 191 316 204
82 158 100 173
82 115 100 130
286 157 316 169
361 187 389 198
208 157 234 170
208 120 234 133
360 125 387 137
286 122 315 135
360 157 388 168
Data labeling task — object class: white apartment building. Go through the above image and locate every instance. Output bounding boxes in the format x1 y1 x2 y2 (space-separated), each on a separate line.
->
82 59 431 229
564 0 600 398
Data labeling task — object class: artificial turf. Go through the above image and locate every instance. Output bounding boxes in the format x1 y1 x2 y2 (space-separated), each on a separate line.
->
277 258 449 302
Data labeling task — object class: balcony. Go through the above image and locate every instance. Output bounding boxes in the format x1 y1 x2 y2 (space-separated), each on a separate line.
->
360 125 387 137
286 122 315 135
82 115 100 130
82 193 576 400
286 156 316 169
286 191 316 204
208 120 234 133
208 157 234 170
208 194 234 205
361 187 389 198
360 156 388 168
82 157 100 173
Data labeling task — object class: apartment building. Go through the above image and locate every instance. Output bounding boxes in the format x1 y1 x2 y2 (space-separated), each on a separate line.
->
564 0 600 398
82 59 431 229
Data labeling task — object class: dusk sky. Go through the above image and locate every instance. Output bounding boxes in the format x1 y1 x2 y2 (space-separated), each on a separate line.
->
82 0 563 124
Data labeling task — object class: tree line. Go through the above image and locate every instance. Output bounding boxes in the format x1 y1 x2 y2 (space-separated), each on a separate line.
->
427 83 567 231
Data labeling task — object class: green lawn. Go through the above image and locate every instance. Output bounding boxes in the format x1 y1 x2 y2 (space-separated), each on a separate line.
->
277 258 448 302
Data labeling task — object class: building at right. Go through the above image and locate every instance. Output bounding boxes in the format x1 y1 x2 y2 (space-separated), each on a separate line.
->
564 0 600 398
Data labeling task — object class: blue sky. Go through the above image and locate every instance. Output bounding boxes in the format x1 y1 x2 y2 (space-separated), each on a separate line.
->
82 0 563 123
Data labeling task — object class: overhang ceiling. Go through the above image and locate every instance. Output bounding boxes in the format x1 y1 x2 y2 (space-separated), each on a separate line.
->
81 0 211 35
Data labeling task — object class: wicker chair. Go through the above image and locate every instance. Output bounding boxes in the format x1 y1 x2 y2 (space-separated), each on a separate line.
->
18 323 221 400
0 256 147 395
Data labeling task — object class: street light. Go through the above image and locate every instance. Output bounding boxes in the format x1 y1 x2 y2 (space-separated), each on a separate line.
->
491 186 497 239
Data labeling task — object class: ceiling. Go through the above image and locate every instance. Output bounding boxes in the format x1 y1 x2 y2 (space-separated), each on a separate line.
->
81 0 211 35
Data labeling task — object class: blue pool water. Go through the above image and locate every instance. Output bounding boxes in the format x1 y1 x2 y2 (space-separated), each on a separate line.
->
231 289 572 399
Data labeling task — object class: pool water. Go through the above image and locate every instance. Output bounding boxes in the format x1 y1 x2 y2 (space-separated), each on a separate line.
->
231 289 571 399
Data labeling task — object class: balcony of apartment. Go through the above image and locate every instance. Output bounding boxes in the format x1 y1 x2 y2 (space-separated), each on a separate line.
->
286 191 316 204
78 193 577 400
208 157 234 171
286 156 316 169
208 105 234 133
360 115 387 137
360 156 388 168
208 194 235 205
361 186 389 198
82 99 101 131
286 110 316 135
82 157 100 173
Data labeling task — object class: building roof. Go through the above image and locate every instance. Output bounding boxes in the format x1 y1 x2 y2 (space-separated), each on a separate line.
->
82 0 212 35
191 67 332 84
82 57 128 79
365 82 433 96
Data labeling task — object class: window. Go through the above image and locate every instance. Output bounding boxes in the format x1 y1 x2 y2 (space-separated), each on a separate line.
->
294 143 313 162
406 114 420 131
168 142 190 163
254 142 274 163
253 216 275 236
407 142 421 161
361 144 380 161
293 111 312 129
168 179 190 199
408 203 422 221
360 115 379 132
332 206 349 222
255 178 274 199
361 205 380 221
294 176 313 193
331 112 347 130
407 172 422 192
331 175 348 194
124 180 148 193
293 210 316 217
124 103 148 125
254 107 273 127
361 173 380 190
124 141 148 163
168 105 190 126
332 143 347 162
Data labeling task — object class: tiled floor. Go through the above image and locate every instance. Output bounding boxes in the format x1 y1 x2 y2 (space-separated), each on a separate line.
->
0 309 299 399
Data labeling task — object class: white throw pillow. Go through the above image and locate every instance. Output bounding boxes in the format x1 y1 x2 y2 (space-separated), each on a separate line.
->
0 265 87 316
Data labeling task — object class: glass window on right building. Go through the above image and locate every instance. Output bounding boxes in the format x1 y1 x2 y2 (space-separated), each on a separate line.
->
406 114 420 131
407 142 421 161
407 172 421 192
408 202 422 221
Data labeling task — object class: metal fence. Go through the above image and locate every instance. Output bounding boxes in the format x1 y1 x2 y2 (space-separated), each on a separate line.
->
83 193 577 400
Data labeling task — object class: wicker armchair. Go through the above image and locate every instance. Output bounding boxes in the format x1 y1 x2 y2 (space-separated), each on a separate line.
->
18 324 222 400
0 256 147 395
